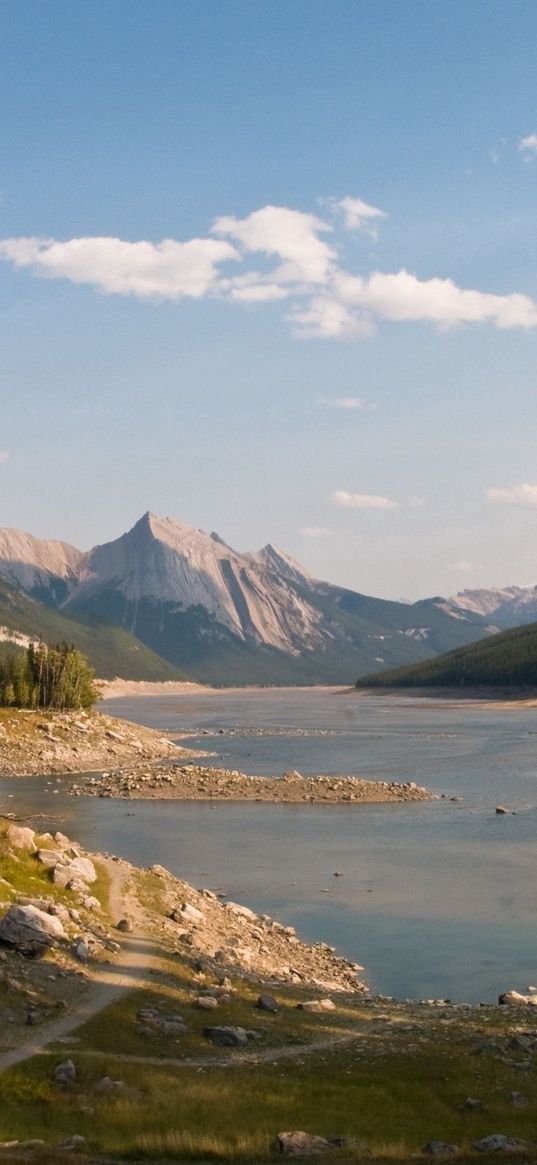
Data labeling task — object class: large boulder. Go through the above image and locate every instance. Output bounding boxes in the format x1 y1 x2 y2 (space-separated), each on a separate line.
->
52 856 97 889
6 825 36 853
203 1025 249 1047
498 989 537 1007
0 905 65 958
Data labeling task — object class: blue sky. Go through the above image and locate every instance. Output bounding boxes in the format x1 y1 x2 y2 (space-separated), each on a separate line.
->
2 0 537 598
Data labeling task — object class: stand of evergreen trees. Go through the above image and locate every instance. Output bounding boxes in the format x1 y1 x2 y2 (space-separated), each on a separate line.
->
0 642 98 710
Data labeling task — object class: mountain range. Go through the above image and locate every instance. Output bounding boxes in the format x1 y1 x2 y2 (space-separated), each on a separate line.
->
0 512 534 684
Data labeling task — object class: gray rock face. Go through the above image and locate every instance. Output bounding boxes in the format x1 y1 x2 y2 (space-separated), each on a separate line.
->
0 904 64 958
277 1131 333 1157
36 849 63 868
203 1025 249 1047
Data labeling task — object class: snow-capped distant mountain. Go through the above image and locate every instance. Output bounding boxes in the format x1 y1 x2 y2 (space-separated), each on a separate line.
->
0 513 497 683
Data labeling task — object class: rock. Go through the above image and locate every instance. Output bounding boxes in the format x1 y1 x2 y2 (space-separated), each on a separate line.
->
53 856 97 888
196 996 218 1010
277 1131 332 1157
116 918 132 932
61 1134 86 1149
423 1143 459 1157
54 832 71 848
495 806 510 815
74 939 90 961
54 1059 76 1085
0 904 64 958
225 901 257 922
473 1134 525 1152
36 849 63 868
95 1076 124 1093
296 999 336 1012
94 1071 124 1090
509 1091 528 1107
83 896 101 910
172 902 204 923
498 990 537 1006
6 825 36 852
257 993 279 1012
203 1025 249 1047
464 1097 485 1111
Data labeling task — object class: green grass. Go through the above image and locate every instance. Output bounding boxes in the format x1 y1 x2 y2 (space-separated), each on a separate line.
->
0 1014 537 1161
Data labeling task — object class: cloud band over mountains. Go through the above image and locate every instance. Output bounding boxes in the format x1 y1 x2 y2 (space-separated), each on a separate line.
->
2 198 537 340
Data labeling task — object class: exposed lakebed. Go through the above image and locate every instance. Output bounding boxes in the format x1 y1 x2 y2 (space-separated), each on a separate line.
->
2 687 537 1004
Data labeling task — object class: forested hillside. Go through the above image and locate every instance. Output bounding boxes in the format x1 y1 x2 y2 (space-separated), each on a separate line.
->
355 620 537 688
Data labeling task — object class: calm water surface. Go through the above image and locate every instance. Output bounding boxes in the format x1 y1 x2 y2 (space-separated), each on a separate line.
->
3 688 537 1004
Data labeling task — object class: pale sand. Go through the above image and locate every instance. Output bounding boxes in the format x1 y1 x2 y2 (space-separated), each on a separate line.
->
98 679 210 699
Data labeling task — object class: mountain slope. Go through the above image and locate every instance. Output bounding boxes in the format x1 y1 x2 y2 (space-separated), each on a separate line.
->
355 620 537 688
0 578 184 681
0 514 496 684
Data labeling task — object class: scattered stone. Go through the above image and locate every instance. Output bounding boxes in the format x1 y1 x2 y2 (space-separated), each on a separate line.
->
203 1025 249 1047
225 901 258 922
277 1131 333 1157
509 1092 528 1107
36 849 63 868
61 1134 86 1150
473 1134 525 1152
54 1059 76 1085
464 1097 485 1111
495 806 510 815
0 904 64 958
196 996 218 1010
172 902 204 923
116 918 132 932
95 1076 124 1093
257 993 279 1012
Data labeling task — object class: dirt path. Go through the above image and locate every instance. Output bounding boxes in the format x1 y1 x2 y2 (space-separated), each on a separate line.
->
29 1029 364 1071
0 860 156 1072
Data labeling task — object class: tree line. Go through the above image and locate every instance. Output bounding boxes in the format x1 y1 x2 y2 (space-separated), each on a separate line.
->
0 642 98 710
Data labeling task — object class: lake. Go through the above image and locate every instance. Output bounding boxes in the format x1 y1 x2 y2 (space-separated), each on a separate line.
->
2 687 537 1004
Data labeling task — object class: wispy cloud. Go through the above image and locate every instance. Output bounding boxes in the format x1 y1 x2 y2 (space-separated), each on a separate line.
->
299 526 331 538
0 451 9 464
449 560 481 573
319 396 376 410
487 483 537 507
332 490 397 510
323 195 387 235
519 134 537 161
2 198 537 340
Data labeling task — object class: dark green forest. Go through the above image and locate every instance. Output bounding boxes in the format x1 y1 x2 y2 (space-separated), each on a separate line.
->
355 620 537 688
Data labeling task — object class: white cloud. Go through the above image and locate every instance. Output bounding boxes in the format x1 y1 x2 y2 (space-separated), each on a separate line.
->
332 490 397 510
299 526 331 538
319 396 375 410
519 134 537 158
2 198 537 340
0 451 8 464
212 205 335 285
0 235 238 299
487 483 537 507
325 196 387 233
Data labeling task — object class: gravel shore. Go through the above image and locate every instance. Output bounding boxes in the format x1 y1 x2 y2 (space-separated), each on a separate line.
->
74 761 431 803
